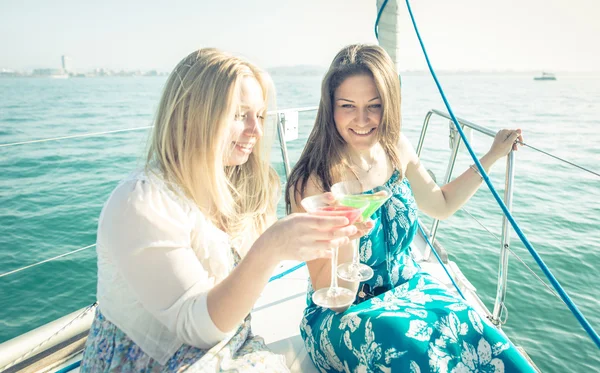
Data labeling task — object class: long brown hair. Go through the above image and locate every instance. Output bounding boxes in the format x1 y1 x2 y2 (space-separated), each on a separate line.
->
285 44 402 213
147 48 278 240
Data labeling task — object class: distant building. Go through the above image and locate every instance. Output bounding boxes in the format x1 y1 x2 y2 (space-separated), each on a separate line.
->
33 68 68 78
61 55 72 73
0 68 21 77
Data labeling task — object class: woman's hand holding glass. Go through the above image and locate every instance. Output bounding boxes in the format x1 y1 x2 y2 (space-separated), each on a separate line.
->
256 211 358 264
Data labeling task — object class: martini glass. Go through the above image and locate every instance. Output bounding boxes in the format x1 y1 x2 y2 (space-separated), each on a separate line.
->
301 193 368 309
331 180 392 282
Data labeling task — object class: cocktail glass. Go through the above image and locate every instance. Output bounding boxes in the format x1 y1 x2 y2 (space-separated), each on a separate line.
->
301 193 368 309
331 181 392 282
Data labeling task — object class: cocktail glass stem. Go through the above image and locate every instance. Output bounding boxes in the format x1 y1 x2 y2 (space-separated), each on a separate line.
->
337 237 373 281
351 238 359 268
325 246 343 300
330 246 339 289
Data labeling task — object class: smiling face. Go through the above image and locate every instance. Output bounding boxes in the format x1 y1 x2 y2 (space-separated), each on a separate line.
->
225 76 265 166
333 74 382 152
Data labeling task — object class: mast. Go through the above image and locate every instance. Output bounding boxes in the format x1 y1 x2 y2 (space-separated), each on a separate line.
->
375 0 402 72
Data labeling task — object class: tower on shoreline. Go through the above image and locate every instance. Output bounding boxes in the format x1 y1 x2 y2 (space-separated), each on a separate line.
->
61 55 72 73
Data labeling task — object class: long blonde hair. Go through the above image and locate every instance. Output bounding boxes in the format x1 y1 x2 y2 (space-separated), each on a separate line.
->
147 48 278 240
285 44 402 212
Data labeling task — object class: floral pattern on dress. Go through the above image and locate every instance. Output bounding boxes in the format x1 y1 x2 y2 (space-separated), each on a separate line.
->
81 309 288 373
300 171 537 373
81 248 288 372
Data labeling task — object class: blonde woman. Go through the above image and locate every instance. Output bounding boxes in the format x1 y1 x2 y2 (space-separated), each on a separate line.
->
286 44 536 372
80 48 357 372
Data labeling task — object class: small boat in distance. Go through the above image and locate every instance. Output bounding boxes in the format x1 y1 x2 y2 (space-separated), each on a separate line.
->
534 72 557 80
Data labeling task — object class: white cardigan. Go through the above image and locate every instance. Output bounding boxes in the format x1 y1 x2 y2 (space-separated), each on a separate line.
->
96 169 239 364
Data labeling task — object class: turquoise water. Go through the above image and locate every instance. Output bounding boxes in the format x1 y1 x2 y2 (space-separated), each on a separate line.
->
1 72 599 371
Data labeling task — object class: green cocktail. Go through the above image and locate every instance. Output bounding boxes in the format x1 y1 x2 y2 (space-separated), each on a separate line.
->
340 193 390 221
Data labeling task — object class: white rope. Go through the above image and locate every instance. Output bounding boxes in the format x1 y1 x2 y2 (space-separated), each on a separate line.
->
520 142 600 179
0 244 96 279
0 126 153 148
0 106 320 149
460 208 564 303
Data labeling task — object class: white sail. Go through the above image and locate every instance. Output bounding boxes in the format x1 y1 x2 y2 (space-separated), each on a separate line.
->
375 0 403 72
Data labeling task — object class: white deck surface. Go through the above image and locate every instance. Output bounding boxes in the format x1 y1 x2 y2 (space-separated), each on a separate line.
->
251 262 317 372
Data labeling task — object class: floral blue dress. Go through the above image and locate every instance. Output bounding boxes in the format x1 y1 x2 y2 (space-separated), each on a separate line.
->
300 170 537 372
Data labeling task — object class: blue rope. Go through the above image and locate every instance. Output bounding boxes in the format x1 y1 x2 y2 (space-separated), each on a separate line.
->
54 360 81 373
394 0 599 349
268 262 305 282
417 223 466 300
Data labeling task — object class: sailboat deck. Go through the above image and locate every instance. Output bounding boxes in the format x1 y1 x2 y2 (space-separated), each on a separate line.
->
29 227 544 373
48 229 494 373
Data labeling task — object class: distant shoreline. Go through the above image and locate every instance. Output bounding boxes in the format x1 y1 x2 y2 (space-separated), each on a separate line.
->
2 69 600 78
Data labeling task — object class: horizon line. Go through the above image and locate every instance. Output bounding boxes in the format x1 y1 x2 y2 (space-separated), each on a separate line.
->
3 66 600 75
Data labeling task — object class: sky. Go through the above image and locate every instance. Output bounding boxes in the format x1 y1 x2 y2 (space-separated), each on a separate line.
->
1 0 599 72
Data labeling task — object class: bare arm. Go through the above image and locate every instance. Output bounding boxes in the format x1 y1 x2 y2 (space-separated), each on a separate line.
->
206 236 280 334
403 129 523 220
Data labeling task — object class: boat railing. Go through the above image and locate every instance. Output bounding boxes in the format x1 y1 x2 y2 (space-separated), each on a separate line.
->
414 108 600 329
416 108 515 326
274 106 318 177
